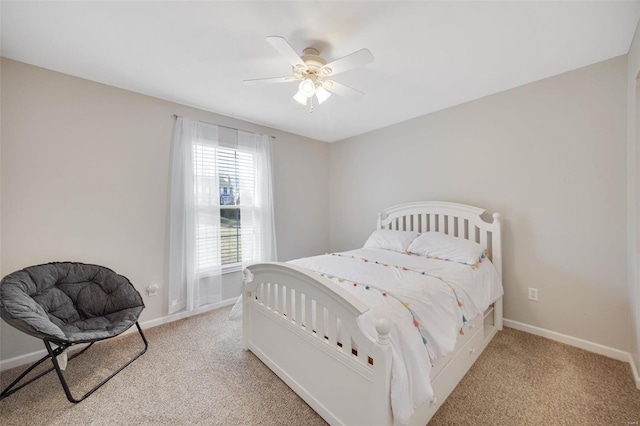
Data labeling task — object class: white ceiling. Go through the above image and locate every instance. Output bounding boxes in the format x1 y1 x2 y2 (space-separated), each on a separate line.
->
2 1 639 142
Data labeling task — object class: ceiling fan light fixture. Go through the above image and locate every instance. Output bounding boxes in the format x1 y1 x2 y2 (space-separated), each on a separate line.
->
293 90 308 105
315 86 331 104
299 78 316 97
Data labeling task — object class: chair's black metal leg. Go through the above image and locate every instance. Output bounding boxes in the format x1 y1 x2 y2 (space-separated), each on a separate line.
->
44 340 78 402
0 341 96 400
0 352 55 400
45 322 148 403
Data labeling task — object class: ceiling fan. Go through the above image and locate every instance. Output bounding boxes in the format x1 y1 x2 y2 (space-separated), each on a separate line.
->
244 36 374 111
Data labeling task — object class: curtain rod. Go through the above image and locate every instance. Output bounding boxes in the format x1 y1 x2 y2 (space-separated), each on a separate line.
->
171 114 276 139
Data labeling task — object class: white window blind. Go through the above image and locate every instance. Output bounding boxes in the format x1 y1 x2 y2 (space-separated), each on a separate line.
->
193 143 256 272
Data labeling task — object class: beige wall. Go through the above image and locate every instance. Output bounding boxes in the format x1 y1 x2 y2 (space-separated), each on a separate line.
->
0 59 330 361
0 53 633 364
627 19 640 378
330 56 630 352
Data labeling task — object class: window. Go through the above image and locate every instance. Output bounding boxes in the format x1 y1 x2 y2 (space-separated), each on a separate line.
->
193 144 255 272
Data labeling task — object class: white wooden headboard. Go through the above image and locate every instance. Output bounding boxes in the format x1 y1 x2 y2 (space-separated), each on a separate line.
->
377 201 502 277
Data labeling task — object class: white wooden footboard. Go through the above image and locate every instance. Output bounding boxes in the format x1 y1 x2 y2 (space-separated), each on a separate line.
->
242 263 393 426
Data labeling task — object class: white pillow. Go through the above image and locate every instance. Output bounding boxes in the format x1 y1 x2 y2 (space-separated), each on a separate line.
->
363 230 419 253
407 231 485 265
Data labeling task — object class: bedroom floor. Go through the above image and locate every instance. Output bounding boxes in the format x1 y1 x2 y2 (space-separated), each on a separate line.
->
430 326 640 425
0 306 638 425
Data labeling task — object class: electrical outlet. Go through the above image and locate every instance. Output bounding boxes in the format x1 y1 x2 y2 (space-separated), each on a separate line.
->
528 287 539 301
146 284 159 297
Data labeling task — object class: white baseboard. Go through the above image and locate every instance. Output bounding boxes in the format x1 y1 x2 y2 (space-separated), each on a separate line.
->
504 318 640 388
503 318 629 362
139 297 236 330
0 297 237 372
629 353 640 390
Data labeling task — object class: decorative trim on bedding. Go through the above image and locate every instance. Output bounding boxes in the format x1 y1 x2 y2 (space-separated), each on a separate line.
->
314 252 472 361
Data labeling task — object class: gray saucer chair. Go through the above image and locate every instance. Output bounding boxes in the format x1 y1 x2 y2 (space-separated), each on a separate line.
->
0 262 147 402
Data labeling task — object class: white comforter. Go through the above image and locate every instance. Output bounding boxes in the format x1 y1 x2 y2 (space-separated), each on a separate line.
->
289 248 502 425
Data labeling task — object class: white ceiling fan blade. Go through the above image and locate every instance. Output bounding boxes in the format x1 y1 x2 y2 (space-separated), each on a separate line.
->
266 36 306 69
243 76 296 85
320 49 374 77
322 80 364 101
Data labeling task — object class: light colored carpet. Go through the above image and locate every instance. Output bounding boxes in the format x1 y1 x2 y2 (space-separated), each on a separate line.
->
0 306 638 425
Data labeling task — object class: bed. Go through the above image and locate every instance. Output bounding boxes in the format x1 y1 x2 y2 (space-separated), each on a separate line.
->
241 201 503 425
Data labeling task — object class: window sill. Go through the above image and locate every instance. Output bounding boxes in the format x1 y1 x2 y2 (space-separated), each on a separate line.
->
222 263 244 275
196 263 244 278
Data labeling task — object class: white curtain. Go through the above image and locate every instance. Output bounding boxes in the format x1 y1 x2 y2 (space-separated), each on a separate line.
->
168 117 222 314
238 131 277 265
169 118 277 316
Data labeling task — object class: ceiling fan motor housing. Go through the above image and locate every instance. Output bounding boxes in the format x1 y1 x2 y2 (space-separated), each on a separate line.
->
294 47 331 80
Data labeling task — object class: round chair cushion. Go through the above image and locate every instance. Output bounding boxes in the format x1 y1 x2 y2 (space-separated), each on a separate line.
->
0 262 145 343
